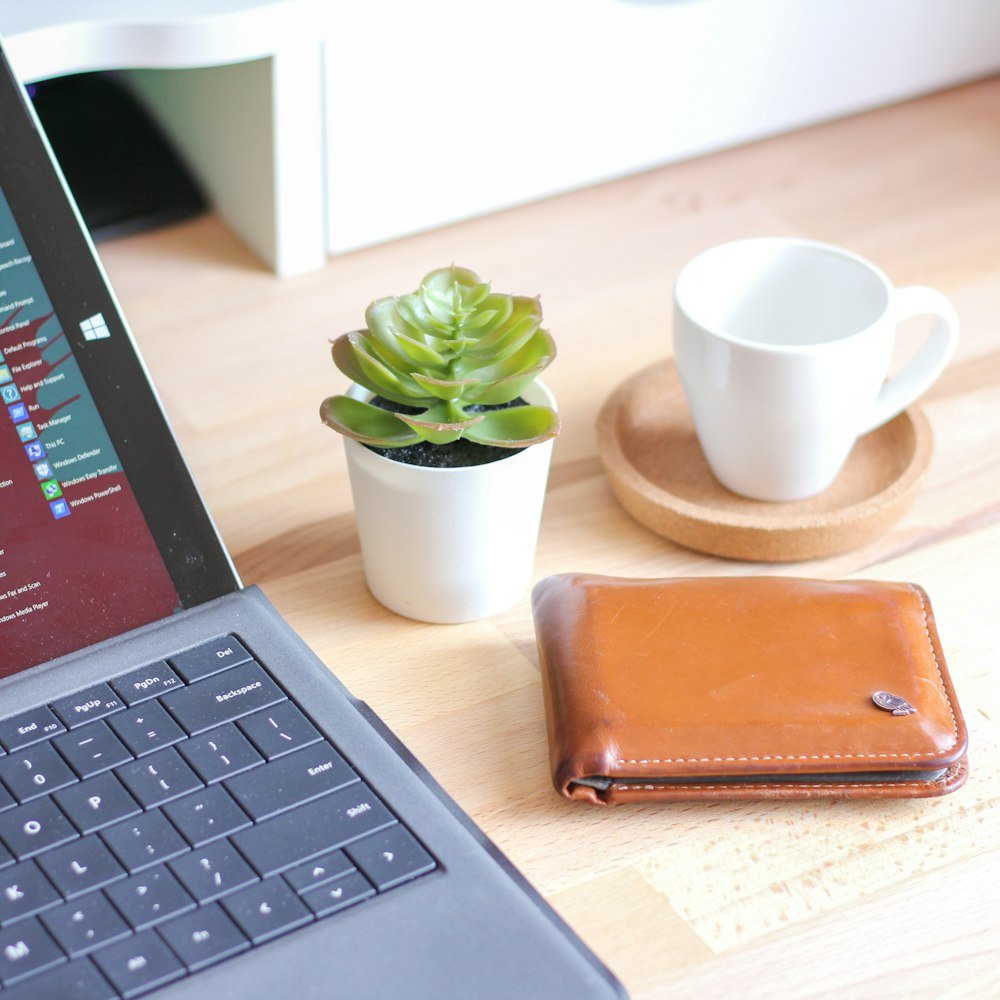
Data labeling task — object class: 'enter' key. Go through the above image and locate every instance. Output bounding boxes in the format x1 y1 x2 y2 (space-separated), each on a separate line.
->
225 741 357 821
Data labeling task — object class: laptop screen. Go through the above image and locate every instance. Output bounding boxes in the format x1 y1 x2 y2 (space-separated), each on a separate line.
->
0 45 239 678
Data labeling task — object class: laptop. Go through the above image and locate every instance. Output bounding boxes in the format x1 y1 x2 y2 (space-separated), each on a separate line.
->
0 41 625 1000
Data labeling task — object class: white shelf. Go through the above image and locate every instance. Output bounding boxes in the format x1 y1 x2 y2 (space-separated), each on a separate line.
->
0 0 324 78
1 1 329 276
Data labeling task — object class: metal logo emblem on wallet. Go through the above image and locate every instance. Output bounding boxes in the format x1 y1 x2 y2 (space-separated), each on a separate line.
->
872 691 918 716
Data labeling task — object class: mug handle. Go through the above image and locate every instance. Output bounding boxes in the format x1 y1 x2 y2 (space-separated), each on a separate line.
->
860 285 959 435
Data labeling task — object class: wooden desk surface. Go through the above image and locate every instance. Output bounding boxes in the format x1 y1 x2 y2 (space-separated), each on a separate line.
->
97 79 1000 999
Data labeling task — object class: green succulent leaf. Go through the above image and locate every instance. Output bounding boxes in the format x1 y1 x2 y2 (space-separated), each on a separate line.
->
394 406 485 446
357 332 428 384
346 333 427 401
464 365 549 405
331 333 406 397
471 314 543 363
463 405 561 448
459 294 514 336
420 265 484 298
419 291 459 330
362 300 415 364
330 332 365 377
461 281 493 310
389 331 449 371
457 328 556 383
464 296 542 357
419 268 495 334
365 299 446 370
410 373 481 400
320 395 422 447
393 295 434 337
461 307 497 331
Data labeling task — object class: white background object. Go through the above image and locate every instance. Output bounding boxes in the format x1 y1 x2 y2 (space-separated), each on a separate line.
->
4 1 1000 272
323 0 1000 253
672 238 959 501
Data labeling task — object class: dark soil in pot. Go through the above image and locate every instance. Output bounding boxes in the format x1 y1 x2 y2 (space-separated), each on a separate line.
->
365 397 527 468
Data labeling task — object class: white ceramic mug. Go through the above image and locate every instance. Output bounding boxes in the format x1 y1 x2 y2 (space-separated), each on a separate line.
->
672 238 959 501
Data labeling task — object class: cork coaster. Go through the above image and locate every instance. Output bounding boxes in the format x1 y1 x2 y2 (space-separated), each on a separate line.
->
596 361 933 561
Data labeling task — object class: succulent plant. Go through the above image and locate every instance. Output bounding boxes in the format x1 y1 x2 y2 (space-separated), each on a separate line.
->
320 266 560 449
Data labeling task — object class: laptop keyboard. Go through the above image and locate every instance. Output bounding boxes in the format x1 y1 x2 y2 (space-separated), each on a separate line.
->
0 636 437 998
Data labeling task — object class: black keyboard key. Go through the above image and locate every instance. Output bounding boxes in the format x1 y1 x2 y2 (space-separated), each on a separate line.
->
107 701 185 757
100 812 188 874
0 917 65 984
1 956 117 1000
225 741 357 822
115 747 202 809
41 893 131 957
53 722 132 779
49 684 125 729
169 839 257 903
0 860 61 926
157 902 250 972
177 723 263 784
232 782 395 877
221 879 312 945
0 798 77 860
0 707 65 752
93 929 186 998
0 742 77 802
162 785 250 847
169 635 253 683
238 701 323 760
54 772 141 835
162 662 285 735
301 870 374 918
110 662 183 706
105 865 196 931
284 849 354 894
346 823 436 891
36 836 126 899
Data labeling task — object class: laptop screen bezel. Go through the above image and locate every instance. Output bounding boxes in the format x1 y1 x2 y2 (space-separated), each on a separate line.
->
0 42 241 613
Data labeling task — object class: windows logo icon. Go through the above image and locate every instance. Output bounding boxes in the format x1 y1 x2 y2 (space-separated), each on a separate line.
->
80 313 111 341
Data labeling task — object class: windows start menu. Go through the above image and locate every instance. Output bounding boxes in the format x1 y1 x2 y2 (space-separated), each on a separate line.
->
0 186 181 677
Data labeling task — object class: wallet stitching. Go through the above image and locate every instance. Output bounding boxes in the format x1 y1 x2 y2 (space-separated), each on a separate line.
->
910 583 960 746
612 584 960 768
607 760 967 793
611 777 948 791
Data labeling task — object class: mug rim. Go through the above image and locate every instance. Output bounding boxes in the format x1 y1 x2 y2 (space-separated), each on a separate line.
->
673 236 894 353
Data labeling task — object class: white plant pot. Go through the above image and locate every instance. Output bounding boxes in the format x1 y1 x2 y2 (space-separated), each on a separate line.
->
342 381 556 624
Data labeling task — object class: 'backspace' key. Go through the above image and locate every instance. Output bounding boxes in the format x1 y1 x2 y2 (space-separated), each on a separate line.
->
161 663 285 735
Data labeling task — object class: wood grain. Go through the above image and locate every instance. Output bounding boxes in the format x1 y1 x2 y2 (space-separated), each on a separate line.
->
96 78 1000 999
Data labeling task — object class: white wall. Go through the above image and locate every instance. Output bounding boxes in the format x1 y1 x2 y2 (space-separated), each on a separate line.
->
323 0 1000 252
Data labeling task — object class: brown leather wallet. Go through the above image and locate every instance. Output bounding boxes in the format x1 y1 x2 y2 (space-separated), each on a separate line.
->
531 574 969 804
